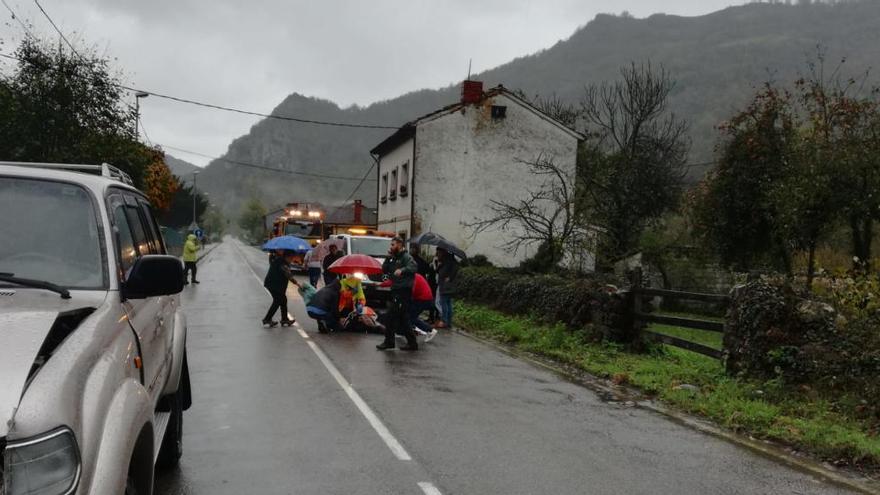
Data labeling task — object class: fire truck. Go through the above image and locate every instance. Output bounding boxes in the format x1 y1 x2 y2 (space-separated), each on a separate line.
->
269 203 324 246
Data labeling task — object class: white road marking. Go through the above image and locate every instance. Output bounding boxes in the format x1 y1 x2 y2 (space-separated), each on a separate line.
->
418 482 443 495
305 338 412 461
233 240 412 461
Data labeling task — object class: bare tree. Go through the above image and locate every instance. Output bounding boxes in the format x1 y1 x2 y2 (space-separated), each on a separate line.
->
467 155 589 269
580 62 689 259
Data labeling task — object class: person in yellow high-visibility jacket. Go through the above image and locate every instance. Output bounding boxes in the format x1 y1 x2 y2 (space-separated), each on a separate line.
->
338 275 366 316
182 234 200 284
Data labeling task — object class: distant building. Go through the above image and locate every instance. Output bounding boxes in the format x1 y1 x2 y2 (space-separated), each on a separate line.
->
323 199 378 235
370 81 585 267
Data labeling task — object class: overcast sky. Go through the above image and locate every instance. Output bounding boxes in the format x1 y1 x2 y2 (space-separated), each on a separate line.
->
1 0 746 166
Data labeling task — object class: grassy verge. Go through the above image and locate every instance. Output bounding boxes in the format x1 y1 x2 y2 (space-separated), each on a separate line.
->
648 323 723 350
456 301 880 469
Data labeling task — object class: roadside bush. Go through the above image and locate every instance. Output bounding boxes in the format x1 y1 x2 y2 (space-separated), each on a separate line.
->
724 280 880 418
466 254 493 268
456 266 624 340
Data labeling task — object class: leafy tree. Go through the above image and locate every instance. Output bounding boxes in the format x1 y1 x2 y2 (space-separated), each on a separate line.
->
0 36 177 205
238 197 268 242
158 178 208 229
201 206 226 240
579 63 690 260
824 87 880 270
691 84 798 274
693 59 879 287
143 150 178 213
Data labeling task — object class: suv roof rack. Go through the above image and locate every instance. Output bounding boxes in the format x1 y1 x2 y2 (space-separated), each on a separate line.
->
0 161 134 185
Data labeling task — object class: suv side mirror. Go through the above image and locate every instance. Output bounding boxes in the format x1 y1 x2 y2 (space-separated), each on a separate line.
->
123 255 185 299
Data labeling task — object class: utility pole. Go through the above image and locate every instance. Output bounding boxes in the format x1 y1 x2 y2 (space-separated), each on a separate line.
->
134 91 149 138
192 170 200 230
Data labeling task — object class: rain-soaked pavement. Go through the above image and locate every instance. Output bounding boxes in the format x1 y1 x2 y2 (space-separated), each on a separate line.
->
155 238 857 495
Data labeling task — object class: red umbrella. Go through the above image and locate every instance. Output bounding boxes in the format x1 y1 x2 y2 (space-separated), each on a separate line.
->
328 254 383 275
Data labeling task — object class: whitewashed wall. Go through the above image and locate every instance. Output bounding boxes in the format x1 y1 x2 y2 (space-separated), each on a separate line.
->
376 137 414 238
411 93 583 268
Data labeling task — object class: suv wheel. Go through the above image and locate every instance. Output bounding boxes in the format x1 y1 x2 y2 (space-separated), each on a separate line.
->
156 390 183 470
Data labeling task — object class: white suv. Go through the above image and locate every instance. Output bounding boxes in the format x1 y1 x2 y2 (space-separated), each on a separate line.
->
0 162 191 495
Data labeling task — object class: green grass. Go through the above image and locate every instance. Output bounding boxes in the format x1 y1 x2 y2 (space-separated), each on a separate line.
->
648 323 723 350
455 301 880 469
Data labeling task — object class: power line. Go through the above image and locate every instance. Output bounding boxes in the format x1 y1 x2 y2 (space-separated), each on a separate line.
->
1 0 35 37
114 86 399 130
160 144 377 182
327 158 377 220
32 0 77 57
0 49 399 131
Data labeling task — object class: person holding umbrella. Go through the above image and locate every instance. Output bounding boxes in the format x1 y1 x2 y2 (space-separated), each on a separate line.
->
409 243 437 322
260 235 312 327
262 249 295 327
435 246 460 329
409 232 466 328
323 253 384 333
377 236 419 351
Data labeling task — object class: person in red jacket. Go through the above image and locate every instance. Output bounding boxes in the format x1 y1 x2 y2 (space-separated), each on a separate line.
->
410 273 438 342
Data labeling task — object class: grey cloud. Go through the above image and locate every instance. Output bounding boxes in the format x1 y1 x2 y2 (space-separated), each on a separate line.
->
2 0 745 165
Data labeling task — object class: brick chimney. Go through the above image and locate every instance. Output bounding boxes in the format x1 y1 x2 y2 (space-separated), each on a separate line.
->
461 80 483 105
353 199 363 223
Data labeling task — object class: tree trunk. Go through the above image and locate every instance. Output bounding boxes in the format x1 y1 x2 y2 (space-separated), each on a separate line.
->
850 215 873 272
805 241 817 293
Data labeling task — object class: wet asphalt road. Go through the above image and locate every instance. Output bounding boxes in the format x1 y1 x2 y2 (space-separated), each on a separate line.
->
155 238 855 495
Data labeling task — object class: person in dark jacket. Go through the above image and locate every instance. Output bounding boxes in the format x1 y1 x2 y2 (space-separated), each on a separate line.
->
305 279 342 333
322 244 343 286
435 247 459 328
263 250 295 327
377 236 418 350
410 243 438 322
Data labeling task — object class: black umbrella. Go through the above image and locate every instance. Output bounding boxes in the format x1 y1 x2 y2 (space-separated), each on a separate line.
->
435 240 467 259
410 231 467 259
409 231 446 246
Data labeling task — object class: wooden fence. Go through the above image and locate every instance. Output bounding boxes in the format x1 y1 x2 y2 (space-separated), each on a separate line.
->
630 271 730 359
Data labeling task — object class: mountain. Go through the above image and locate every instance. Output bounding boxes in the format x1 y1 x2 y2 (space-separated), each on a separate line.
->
165 154 201 182
199 1 880 217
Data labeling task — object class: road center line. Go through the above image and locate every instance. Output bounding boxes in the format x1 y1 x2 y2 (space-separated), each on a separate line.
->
418 481 443 495
232 240 412 461
303 338 412 461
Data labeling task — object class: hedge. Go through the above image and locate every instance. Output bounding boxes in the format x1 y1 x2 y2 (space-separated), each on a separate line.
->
454 266 634 342
724 280 880 417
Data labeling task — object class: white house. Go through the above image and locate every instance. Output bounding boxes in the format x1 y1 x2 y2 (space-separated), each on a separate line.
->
370 81 586 267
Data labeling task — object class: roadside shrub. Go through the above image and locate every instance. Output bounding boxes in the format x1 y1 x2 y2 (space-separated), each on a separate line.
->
724 280 880 418
456 266 623 340
466 254 493 268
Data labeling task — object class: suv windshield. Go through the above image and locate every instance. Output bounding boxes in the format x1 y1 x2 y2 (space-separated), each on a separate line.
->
349 237 391 258
0 177 105 289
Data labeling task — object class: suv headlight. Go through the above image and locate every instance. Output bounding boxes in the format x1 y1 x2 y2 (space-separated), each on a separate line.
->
4 428 80 495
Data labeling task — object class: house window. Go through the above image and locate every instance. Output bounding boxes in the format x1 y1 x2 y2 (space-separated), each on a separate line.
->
400 161 409 197
491 105 507 120
381 173 388 204
390 168 398 200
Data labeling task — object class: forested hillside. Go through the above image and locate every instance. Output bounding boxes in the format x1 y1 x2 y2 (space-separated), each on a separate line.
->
199 1 880 216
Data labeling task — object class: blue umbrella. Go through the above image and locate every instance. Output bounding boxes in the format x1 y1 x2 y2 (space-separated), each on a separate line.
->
262 235 312 254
